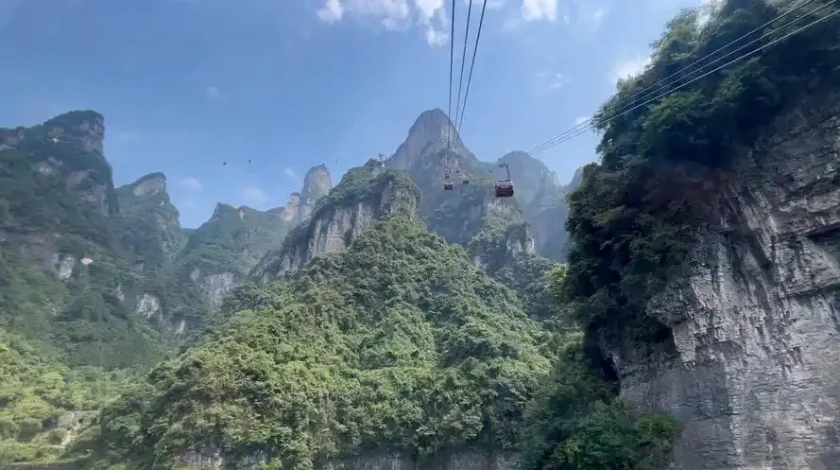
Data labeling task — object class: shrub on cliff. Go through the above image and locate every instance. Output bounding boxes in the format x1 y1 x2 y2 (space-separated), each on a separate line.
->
563 0 840 344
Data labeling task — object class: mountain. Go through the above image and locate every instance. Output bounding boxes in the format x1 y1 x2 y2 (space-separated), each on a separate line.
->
496 151 579 261
252 159 418 282
383 108 578 264
0 111 173 369
560 1 840 467
115 173 188 271
0 110 333 359
270 164 332 223
88 213 555 469
0 111 336 463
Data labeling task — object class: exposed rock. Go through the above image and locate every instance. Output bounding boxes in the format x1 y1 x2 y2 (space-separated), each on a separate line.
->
129 172 167 197
270 165 333 223
606 92 840 469
301 164 332 209
54 254 75 280
252 163 420 282
177 449 516 470
389 108 474 171
136 293 161 319
201 272 238 309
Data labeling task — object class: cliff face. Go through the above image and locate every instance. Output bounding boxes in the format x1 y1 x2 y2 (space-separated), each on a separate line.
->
271 165 333 223
608 91 840 469
251 162 420 282
115 172 186 270
385 110 574 262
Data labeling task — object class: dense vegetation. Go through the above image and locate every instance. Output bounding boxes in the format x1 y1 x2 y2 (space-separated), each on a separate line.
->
519 334 679 470
562 0 840 349
0 118 174 369
0 113 302 464
16 2 836 462
82 216 555 469
0 327 138 464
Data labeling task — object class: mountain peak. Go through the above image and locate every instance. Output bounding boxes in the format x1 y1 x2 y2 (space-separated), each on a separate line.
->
301 164 331 203
128 172 168 198
41 110 106 156
389 109 471 172
410 108 451 131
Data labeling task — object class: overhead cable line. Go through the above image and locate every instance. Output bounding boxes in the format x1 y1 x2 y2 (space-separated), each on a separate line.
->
527 0 827 155
457 0 489 134
445 0 457 163
527 4 840 156
453 0 474 129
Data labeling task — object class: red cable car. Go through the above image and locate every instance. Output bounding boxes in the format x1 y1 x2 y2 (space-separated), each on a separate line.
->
494 163 514 198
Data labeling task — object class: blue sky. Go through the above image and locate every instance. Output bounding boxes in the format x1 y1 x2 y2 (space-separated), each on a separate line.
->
0 0 706 227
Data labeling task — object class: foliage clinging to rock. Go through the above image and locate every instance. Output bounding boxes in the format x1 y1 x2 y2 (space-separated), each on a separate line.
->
562 0 840 346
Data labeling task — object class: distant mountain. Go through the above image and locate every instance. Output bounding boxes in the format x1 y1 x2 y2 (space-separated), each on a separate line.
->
269 164 332 224
0 111 332 367
383 108 579 262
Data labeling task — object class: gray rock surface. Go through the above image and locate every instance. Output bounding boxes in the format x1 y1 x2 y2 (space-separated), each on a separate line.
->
607 92 840 469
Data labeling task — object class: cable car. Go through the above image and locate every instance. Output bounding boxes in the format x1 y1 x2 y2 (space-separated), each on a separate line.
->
443 171 454 191
494 163 514 198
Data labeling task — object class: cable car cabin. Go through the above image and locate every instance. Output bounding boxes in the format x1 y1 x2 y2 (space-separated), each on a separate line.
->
444 182 454 191
462 177 470 184
495 180 514 198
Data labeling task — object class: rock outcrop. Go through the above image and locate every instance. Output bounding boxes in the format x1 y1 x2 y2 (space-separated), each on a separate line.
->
270 164 333 223
116 172 186 268
384 109 574 261
607 90 840 469
251 161 420 282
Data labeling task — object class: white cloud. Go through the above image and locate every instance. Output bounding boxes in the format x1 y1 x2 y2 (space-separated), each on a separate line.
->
284 167 297 178
182 199 197 209
314 0 448 46
316 0 344 22
521 0 557 22
610 55 652 83
574 116 589 125
241 186 268 204
180 177 203 192
206 85 221 99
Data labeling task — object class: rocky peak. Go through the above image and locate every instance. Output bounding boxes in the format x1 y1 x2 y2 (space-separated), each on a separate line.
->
210 203 237 220
301 164 332 203
388 108 473 172
42 110 106 157
128 172 168 198
270 165 333 224
288 192 302 206
251 166 420 282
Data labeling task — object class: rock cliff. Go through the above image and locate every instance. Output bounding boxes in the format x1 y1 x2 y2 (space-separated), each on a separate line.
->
601 72 840 470
270 164 333 223
252 160 420 282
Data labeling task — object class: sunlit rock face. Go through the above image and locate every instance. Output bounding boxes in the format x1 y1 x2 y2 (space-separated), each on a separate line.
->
607 91 840 469
251 163 420 282
270 165 333 223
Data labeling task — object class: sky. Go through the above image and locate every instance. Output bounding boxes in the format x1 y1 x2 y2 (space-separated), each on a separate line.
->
0 0 708 228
